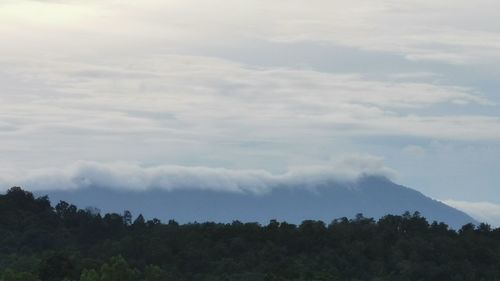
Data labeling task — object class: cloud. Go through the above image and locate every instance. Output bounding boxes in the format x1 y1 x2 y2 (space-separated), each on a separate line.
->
3 0 500 65
0 54 498 178
269 1 500 64
0 0 499 203
0 56 496 143
443 200 500 227
0 156 396 194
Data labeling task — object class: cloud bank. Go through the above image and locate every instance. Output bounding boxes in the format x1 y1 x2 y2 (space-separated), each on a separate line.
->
0 156 396 194
443 200 500 227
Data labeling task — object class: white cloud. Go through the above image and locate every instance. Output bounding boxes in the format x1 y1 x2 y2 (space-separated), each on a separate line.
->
0 156 396 193
269 1 500 64
443 200 500 227
0 54 498 177
0 55 496 144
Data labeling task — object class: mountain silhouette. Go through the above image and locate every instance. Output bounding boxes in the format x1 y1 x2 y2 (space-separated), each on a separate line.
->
37 176 476 229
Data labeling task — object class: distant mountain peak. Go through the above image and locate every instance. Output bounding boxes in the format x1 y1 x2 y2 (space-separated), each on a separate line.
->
36 176 477 229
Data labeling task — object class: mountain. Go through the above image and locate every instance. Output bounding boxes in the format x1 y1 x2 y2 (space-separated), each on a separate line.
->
37 176 476 229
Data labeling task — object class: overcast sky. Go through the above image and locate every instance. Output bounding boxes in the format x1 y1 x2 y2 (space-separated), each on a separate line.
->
0 0 499 224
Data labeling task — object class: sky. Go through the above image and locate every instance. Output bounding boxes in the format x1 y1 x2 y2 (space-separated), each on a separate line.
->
0 0 499 224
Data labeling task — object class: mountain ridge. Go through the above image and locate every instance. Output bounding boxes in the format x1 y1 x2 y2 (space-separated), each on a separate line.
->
35 175 477 229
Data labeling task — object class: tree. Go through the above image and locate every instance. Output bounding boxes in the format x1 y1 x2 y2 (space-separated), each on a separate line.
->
38 253 77 281
99 256 138 281
143 265 170 281
123 211 132 226
133 214 146 227
2 187 500 281
79 269 99 281
0 269 40 281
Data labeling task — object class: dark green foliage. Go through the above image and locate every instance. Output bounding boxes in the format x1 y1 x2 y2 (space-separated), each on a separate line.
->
99 256 139 281
1 187 500 281
143 265 171 281
38 252 78 281
0 269 40 281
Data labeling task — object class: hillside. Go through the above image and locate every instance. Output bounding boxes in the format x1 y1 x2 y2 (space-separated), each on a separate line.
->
40 176 476 229
0 187 499 281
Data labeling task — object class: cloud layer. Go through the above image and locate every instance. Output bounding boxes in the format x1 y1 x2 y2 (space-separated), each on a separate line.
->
0 156 396 194
443 200 500 227
3 0 500 64
0 0 499 204
1 56 496 144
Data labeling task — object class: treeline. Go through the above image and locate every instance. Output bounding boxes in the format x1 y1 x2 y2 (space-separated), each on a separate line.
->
1 187 500 281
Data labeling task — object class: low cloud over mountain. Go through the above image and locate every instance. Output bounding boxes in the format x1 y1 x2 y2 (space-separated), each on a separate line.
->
1 156 396 193
14 161 475 229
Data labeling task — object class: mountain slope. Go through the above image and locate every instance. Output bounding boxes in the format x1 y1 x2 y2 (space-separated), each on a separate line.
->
38 176 476 228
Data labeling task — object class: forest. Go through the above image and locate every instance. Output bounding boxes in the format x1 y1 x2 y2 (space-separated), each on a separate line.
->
1 187 500 281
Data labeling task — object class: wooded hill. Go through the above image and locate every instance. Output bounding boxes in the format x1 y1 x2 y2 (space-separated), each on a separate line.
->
1 187 499 281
